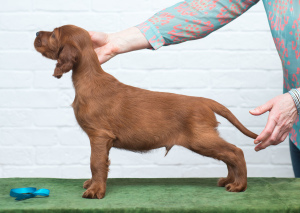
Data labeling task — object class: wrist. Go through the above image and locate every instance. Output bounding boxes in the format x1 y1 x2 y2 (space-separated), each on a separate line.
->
288 88 300 115
109 27 151 54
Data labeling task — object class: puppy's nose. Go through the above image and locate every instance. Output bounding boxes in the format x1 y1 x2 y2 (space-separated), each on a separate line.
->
36 31 40 37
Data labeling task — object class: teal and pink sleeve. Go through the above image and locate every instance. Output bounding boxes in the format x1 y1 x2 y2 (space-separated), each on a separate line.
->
136 0 260 50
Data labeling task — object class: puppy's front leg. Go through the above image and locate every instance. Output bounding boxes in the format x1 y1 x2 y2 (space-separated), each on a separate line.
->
82 137 113 199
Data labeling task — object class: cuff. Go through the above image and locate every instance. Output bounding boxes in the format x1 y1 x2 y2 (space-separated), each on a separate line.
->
136 21 166 50
289 88 300 115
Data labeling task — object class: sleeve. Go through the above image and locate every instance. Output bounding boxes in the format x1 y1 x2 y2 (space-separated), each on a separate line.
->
136 0 260 50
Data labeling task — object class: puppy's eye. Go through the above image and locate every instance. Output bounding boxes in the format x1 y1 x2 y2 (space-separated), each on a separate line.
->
51 33 55 39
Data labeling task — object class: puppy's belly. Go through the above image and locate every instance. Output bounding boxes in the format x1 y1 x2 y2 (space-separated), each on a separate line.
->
112 138 165 152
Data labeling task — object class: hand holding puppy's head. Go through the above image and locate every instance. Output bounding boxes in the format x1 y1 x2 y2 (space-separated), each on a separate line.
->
34 25 90 79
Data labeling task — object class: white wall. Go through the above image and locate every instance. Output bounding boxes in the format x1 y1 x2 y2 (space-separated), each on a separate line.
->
0 0 293 179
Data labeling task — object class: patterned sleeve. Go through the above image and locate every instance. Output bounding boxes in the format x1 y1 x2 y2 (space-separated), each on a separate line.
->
136 0 260 50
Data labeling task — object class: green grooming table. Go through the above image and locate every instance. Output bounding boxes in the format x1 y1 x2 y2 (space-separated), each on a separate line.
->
0 178 299 212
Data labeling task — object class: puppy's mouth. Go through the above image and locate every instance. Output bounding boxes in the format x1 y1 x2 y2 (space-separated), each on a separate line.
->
42 51 58 60
34 40 58 60
34 37 42 48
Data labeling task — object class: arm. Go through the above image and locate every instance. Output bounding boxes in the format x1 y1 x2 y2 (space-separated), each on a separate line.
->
90 0 260 63
89 28 151 64
136 0 260 50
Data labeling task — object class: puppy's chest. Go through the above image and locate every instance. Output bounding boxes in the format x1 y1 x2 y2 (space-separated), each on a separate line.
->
72 96 92 120
71 96 107 125
72 94 90 111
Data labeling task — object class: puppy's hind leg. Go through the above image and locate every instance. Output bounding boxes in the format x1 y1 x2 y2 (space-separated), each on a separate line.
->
217 165 235 187
182 130 247 192
222 146 247 192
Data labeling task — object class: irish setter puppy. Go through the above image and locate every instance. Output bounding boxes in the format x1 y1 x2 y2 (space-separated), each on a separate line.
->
34 25 257 199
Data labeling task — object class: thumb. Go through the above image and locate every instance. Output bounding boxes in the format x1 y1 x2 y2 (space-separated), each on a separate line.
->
89 32 109 48
250 101 273 115
88 31 95 37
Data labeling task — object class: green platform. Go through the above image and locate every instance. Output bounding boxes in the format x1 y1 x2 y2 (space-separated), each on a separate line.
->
0 178 300 212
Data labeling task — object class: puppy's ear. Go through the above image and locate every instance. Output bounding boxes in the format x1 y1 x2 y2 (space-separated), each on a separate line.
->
53 44 80 79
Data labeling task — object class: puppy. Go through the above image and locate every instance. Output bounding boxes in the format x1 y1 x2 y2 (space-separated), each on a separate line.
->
34 25 257 199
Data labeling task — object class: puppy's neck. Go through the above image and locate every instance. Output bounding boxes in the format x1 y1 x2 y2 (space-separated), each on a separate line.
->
71 48 117 95
74 47 104 72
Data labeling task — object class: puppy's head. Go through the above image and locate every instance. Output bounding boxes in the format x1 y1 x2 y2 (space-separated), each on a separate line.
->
34 25 90 79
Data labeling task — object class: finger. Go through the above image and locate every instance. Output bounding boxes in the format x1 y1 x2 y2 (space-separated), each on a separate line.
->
254 116 277 144
88 31 95 37
98 55 109 64
91 32 109 47
97 52 115 64
275 128 287 144
250 101 273 116
255 140 272 151
278 131 289 144
254 141 272 152
255 126 281 151
88 31 99 49
95 49 112 64
88 31 98 49
274 119 294 145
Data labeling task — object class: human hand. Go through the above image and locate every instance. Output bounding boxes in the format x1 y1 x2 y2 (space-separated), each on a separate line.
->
89 27 151 64
88 31 119 64
250 93 298 151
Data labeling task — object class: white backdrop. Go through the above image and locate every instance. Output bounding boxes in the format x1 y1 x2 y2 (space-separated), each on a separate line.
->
0 0 293 178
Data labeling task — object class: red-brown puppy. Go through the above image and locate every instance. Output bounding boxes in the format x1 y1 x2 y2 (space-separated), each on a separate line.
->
34 25 257 199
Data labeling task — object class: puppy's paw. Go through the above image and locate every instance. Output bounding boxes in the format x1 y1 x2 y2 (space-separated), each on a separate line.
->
218 177 234 187
225 182 247 192
83 179 92 189
82 185 105 199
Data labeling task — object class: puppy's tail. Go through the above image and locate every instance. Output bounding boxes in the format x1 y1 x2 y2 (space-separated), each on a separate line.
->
204 98 258 139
